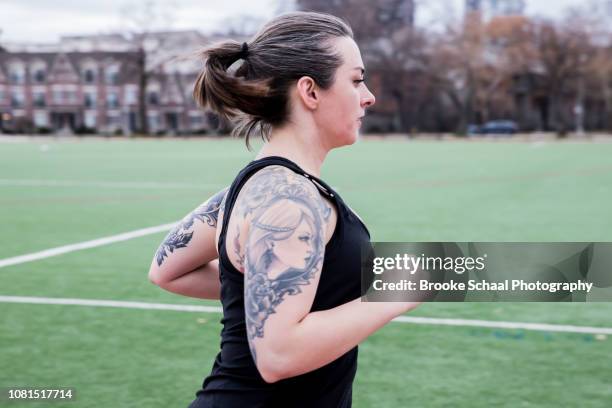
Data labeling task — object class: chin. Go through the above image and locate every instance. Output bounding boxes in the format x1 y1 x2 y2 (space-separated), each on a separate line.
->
346 134 358 146
326 126 359 148
346 130 360 145
336 129 359 147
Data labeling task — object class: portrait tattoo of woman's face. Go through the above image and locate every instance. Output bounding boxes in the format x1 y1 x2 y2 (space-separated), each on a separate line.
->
250 202 319 274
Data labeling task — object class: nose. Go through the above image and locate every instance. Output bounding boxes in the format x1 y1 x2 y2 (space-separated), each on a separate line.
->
361 86 375 108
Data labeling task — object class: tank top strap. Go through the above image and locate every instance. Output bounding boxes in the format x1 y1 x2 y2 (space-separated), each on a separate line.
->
218 156 336 255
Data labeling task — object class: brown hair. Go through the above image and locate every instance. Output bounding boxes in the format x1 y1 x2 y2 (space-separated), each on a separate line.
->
193 11 353 149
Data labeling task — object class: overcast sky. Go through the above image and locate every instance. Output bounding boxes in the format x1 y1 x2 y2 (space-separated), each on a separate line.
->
0 0 589 44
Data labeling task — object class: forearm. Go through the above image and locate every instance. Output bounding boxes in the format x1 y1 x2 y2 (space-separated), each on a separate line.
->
276 299 421 379
155 260 221 300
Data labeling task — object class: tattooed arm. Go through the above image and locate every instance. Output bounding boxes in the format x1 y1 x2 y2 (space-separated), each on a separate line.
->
148 187 228 300
241 168 420 383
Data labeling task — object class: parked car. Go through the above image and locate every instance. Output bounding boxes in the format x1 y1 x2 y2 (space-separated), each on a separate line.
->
481 120 519 135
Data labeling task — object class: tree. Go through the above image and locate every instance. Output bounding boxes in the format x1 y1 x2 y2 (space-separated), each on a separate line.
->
589 45 612 131
296 0 612 135
531 18 595 135
119 0 179 135
425 11 490 134
580 1 612 132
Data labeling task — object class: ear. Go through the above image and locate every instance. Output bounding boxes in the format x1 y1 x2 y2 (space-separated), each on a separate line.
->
295 76 319 110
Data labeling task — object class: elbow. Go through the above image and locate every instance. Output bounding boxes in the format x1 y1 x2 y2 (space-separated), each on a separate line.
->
255 349 292 384
148 271 161 286
259 368 281 384
148 266 166 287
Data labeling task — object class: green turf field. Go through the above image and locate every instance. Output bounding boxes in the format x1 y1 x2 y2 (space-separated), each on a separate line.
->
1 137 611 407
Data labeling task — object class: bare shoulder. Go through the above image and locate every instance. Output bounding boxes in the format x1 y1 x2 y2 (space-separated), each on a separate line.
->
239 165 325 213
221 165 336 273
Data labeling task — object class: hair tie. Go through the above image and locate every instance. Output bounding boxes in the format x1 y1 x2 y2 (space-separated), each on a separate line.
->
238 42 249 59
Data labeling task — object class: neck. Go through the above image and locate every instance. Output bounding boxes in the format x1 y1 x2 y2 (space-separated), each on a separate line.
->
255 122 329 177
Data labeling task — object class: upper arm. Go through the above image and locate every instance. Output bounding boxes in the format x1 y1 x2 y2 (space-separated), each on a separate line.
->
148 187 228 284
240 167 328 375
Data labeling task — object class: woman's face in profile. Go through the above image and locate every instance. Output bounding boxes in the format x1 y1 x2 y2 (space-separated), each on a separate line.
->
317 36 376 148
273 218 315 270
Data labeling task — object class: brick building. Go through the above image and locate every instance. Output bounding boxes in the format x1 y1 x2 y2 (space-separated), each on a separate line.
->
0 31 213 135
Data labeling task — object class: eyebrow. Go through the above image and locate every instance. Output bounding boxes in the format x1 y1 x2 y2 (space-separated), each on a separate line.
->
353 67 365 75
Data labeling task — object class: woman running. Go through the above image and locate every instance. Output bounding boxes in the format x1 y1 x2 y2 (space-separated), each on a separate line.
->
148 11 421 407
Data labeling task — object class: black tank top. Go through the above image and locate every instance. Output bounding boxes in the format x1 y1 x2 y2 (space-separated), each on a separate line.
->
194 156 371 408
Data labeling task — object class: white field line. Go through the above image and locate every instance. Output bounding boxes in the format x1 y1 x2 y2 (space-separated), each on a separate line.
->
0 178 223 190
392 315 612 335
0 223 176 269
1 295 611 335
0 296 221 314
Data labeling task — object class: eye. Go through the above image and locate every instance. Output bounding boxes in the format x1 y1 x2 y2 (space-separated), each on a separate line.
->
298 234 311 242
353 79 365 85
